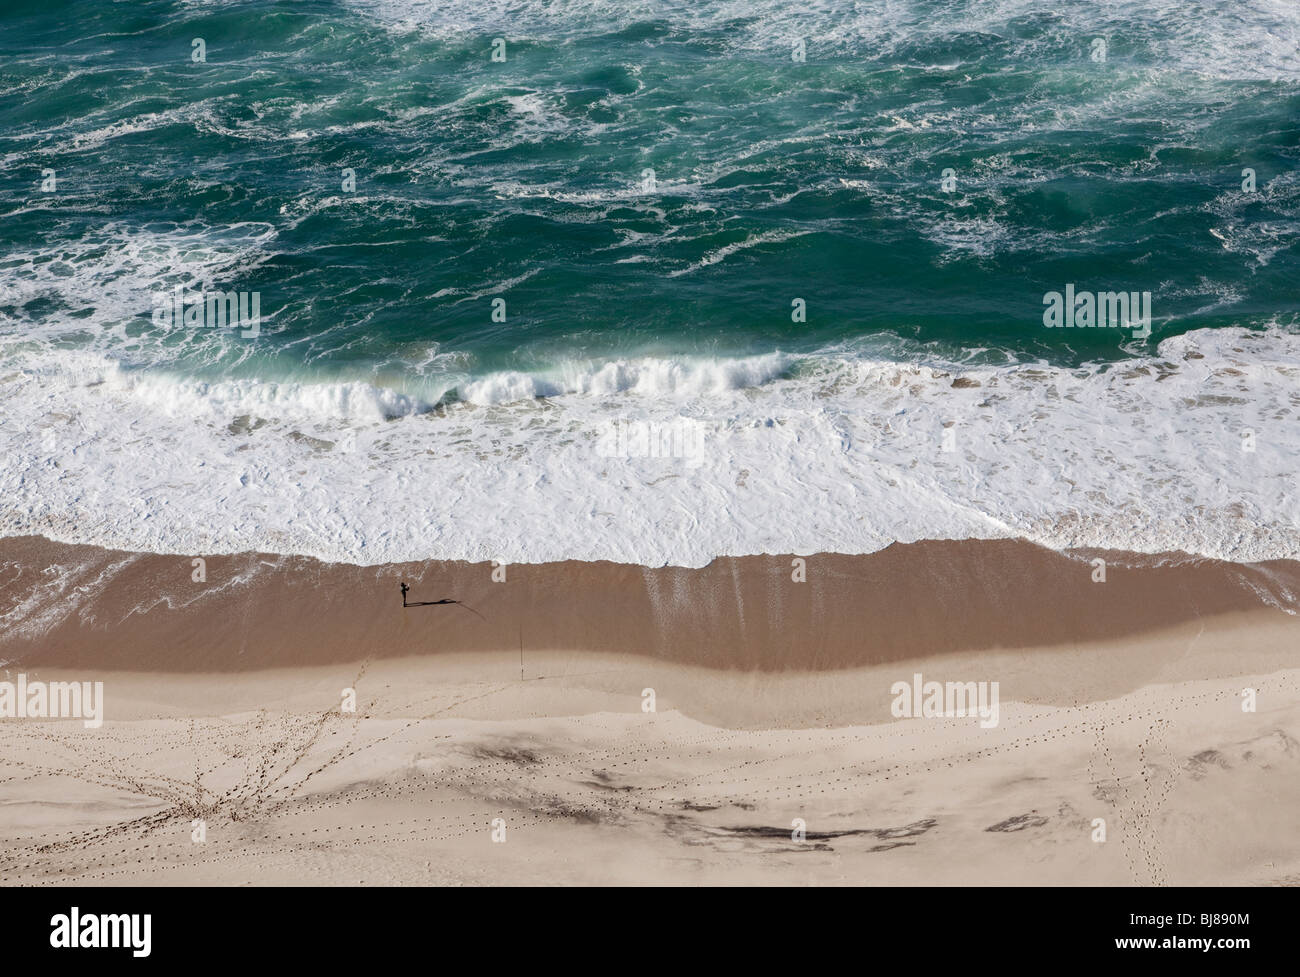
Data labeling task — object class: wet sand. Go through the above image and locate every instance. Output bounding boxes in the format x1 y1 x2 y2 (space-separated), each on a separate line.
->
3 534 1298 672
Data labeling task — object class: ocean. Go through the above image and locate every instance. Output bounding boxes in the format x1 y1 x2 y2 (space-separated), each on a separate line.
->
1 0 1298 567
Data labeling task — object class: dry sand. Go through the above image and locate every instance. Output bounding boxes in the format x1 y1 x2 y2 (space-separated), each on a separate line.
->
1 536 1298 885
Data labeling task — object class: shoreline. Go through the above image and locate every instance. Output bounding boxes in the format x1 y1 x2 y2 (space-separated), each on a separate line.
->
3 533 1298 674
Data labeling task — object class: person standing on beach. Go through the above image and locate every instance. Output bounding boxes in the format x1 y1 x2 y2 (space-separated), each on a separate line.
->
400 582 409 607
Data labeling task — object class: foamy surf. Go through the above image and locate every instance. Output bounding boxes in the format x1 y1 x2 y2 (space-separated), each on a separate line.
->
0 326 1297 568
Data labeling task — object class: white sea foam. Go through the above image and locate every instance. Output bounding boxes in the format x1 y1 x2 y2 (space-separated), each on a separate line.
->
460 352 792 405
1 326 1298 568
345 0 1300 82
0 221 278 355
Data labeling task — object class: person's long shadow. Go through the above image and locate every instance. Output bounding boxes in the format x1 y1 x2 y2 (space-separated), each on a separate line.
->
404 598 487 621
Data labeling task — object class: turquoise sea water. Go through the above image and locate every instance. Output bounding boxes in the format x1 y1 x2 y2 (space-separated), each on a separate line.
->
3 0 1298 394
1 1 1298 567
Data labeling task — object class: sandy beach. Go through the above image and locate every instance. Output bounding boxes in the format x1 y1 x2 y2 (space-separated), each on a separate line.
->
2 536 1298 885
